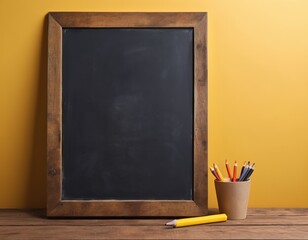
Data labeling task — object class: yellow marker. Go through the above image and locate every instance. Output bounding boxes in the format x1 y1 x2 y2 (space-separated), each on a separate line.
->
214 164 226 182
165 214 227 228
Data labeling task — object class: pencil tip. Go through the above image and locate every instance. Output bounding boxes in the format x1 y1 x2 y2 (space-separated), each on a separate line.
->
165 220 176 227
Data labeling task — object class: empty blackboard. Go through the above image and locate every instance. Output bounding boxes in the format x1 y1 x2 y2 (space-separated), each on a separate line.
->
47 12 207 217
62 28 193 200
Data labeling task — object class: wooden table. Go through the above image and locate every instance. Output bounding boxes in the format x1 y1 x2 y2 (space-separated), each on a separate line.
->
0 209 307 239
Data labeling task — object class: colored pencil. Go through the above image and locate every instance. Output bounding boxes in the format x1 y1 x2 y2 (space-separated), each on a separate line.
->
225 159 232 179
240 161 246 176
210 161 256 182
232 161 237 182
240 165 252 181
214 164 226 182
244 163 255 181
210 167 220 180
239 165 250 181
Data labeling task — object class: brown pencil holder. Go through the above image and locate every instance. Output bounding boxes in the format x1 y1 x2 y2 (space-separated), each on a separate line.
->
214 179 251 220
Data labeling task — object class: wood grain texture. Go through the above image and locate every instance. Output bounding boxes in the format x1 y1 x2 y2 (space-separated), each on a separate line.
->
49 12 206 28
1 209 308 240
193 13 208 214
47 14 62 216
48 201 205 217
47 12 208 217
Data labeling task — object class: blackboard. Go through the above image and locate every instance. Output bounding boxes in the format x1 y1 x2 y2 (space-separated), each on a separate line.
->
47 12 207 217
62 28 193 200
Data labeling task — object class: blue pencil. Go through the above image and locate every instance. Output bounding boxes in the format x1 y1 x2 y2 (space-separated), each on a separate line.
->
243 163 255 181
239 165 250 181
240 161 246 176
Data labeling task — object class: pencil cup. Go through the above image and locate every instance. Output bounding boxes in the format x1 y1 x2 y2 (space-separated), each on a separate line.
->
214 179 250 220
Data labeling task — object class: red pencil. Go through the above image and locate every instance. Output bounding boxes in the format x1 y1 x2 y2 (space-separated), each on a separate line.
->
225 159 232 179
232 161 237 182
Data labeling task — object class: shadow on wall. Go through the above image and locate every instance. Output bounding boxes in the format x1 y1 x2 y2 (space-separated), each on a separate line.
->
26 15 48 208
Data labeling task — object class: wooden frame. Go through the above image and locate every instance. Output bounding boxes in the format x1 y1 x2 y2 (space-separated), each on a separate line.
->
47 12 208 217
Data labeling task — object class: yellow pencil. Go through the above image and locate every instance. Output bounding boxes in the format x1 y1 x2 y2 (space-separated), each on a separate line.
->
165 214 227 228
214 164 226 182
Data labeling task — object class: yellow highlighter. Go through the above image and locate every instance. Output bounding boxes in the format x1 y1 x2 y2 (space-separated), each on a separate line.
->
165 214 227 228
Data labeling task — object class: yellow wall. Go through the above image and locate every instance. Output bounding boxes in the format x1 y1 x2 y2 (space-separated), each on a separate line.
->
1 0 308 208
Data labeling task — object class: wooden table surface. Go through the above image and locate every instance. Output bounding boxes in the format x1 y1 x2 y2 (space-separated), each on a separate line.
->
0 209 308 239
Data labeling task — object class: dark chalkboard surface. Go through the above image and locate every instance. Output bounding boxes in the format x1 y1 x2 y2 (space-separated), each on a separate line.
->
62 28 194 200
